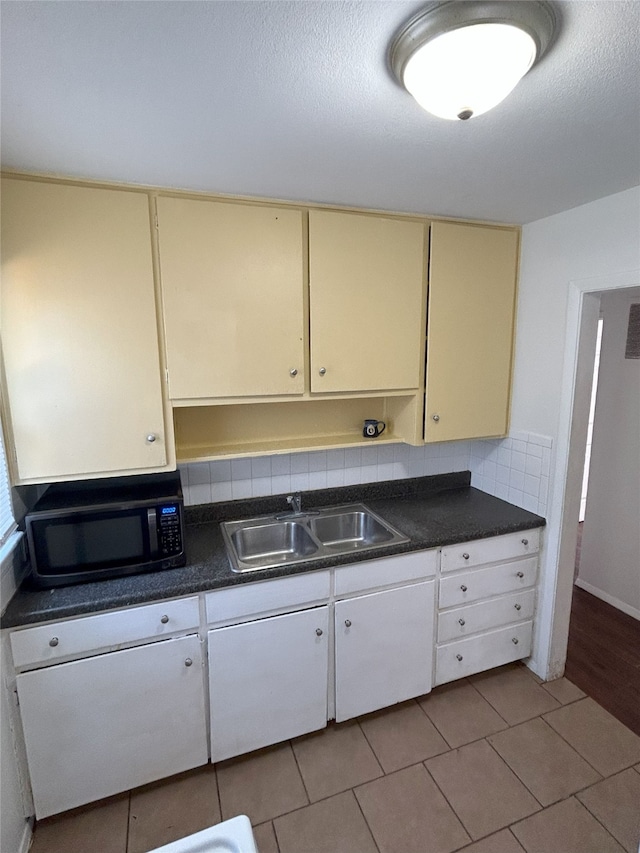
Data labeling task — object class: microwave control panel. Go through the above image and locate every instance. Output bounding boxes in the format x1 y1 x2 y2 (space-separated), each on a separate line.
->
158 505 183 556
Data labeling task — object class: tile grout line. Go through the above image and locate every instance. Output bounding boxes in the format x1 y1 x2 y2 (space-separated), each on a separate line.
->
418 680 513 751
288 738 312 808
534 712 606 779
464 673 513 726
349 787 382 853
354 717 389 778
573 770 639 851
212 764 224 826
483 729 546 811
513 794 627 853
267 819 282 853
539 698 634 779
418 754 476 848
125 791 132 853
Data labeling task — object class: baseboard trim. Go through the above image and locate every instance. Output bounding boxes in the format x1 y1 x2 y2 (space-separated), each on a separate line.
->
574 579 640 621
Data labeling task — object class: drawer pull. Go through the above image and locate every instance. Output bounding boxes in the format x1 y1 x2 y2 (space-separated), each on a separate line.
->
462 553 470 560
49 637 59 648
316 628 323 636
184 658 193 666
160 615 170 624
456 654 463 661
514 603 522 611
458 618 466 626
344 620 352 628
522 538 529 546
460 584 468 592
512 637 519 645
516 571 524 579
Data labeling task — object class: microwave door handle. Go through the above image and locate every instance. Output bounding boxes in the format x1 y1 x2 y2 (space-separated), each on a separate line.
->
148 508 160 558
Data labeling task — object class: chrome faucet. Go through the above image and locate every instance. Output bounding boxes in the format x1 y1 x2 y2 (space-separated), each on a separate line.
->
287 493 303 515
275 492 317 520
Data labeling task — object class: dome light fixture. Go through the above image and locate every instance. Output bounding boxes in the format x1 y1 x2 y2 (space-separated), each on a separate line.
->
389 1 557 121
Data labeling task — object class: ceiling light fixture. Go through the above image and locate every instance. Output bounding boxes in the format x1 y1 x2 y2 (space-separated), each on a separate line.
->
389 1 557 121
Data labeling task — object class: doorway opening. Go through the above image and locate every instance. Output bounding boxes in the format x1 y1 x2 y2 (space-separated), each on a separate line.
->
562 286 640 735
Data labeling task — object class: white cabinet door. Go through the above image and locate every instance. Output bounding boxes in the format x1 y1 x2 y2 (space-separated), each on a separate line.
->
208 606 329 762
334 581 434 722
16 635 208 818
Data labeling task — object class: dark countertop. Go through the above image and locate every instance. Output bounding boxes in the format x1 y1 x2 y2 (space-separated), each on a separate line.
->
1 472 545 629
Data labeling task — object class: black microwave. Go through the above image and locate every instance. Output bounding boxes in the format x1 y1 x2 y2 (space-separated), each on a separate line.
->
25 472 186 588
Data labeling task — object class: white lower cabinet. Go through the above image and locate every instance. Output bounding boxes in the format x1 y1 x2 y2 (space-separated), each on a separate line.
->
334 581 435 722
435 531 539 686
9 530 541 818
208 606 329 762
16 634 208 818
436 621 533 684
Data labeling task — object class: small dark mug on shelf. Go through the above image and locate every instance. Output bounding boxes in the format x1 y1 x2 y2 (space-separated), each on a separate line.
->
363 419 386 438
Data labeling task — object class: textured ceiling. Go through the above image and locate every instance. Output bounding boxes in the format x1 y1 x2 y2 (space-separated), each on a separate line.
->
1 0 639 224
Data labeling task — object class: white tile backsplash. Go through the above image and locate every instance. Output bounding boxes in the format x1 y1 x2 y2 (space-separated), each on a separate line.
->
179 430 553 519
469 431 553 517
180 440 471 507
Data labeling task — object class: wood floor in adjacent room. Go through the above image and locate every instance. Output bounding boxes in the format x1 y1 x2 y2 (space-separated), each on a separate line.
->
565 584 640 736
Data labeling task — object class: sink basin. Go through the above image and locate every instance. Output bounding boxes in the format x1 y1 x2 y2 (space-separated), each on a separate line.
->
230 520 319 567
311 510 395 550
222 503 408 572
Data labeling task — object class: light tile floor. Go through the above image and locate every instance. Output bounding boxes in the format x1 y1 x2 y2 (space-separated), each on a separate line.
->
30 663 640 853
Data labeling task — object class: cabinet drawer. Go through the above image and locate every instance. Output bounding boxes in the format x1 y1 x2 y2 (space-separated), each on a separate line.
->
435 621 533 685
439 556 537 608
441 529 540 573
10 596 200 670
206 571 330 625
437 588 535 643
334 550 436 597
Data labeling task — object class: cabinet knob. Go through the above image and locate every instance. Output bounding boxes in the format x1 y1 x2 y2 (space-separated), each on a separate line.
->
344 619 352 628
521 538 529 546
316 628 323 636
184 658 193 666
462 552 470 560
512 638 519 645
146 433 157 443
456 654 463 661
458 618 466 626
319 367 326 376
514 603 522 611
49 637 59 648
516 571 524 579
432 414 440 422
290 368 298 377
460 584 468 592
160 615 169 624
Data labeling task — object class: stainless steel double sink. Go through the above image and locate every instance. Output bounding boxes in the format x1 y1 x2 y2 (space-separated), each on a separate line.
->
221 503 409 573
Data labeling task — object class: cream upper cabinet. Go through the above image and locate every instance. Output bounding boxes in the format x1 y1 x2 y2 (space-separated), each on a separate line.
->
308 209 426 393
157 196 305 400
0 178 171 484
425 221 519 443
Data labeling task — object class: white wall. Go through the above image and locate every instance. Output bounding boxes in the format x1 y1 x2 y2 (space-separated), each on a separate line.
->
577 289 640 618
514 185 640 677
512 187 640 438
